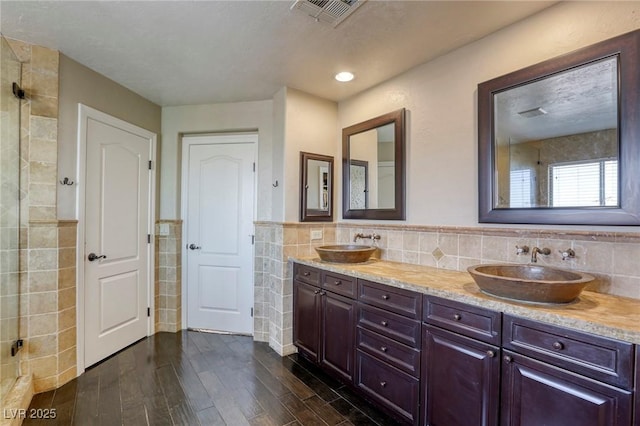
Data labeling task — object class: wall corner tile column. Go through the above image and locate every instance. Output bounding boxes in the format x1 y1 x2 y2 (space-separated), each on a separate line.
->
155 220 182 333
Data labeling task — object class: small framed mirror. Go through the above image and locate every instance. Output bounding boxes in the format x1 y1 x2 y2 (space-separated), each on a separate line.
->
300 152 333 222
478 30 640 225
342 108 406 220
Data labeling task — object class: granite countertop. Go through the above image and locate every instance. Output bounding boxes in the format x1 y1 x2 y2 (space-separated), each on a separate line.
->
291 257 640 345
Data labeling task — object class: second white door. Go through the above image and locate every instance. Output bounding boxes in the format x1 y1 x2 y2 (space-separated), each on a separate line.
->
183 134 256 334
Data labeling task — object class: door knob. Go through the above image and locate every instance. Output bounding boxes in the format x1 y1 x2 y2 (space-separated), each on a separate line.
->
88 253 106 262
188 244 201 250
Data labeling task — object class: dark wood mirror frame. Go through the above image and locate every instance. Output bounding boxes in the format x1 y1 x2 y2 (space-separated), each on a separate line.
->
478 30 640 225
300 151 334 222
342 108 406 220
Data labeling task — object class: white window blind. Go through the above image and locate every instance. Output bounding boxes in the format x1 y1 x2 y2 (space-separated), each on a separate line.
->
550 159 618 207
509 169 532 208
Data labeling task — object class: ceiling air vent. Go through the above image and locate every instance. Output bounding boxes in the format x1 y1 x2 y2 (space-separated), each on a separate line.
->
291 0 367 27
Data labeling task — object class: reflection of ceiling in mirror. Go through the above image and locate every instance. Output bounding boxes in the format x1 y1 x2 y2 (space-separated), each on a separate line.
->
495 57 617 143
376 123 395 142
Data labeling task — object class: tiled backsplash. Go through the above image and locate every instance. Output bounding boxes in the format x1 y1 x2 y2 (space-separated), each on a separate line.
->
255 221 640 355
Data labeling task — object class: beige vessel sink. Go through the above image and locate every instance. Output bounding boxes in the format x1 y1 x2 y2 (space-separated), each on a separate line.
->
467 264 595 304
315 245 377 263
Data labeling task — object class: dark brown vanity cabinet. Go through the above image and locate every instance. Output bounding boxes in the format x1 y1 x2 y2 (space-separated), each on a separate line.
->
421 296 502 426
355 280 423 425
293 264 356 383
501 315 634 426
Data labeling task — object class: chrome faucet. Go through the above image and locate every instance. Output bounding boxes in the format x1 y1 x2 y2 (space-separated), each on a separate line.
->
531 247 551 263
353 233 381 243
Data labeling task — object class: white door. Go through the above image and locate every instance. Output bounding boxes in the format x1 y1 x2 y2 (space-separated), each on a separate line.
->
183 134 256 334
81 106 155 367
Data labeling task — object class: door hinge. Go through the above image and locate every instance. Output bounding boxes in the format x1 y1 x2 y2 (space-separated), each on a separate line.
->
148 160 153 170
251 235 255 245
253 162 256 172
12 82 25 100
251 307 254 317
147 234 152 243
11 339 23 357
147 307 151 317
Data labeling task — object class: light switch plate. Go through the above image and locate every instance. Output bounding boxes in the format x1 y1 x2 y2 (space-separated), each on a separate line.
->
310 229 323 240
159 223 170 236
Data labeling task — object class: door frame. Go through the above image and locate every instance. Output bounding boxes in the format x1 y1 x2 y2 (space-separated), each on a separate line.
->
180 133 258 330
76 104 157 374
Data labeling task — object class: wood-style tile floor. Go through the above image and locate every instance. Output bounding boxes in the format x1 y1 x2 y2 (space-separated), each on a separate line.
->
24 331 399 425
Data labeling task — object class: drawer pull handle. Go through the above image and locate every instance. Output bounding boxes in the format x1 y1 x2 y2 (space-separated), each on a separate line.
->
380 381 387 388
504 355 513 363
303 271 311 276
552 341 564 350
453 314 462 321
314 289 320 295
486 350 496 358
382 295 389 300
334 281 341 286
381 321 389 327
380 346 388 352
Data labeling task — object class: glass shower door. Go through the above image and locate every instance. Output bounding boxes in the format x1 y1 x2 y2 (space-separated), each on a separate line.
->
0 35 22 402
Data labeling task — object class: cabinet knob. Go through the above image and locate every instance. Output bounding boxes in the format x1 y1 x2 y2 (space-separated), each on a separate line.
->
380 381 387 388
453 314 462 321
380 346 388 352
381 294 389 300
381 321 388 327
334 280 341 286
552 341 564 350
303 271 310 276
504 355 513 363
314 289 320 295
486 350 496 358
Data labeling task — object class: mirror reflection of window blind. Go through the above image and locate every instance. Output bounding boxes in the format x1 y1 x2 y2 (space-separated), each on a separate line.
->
509 169 532 207
550 159 618 207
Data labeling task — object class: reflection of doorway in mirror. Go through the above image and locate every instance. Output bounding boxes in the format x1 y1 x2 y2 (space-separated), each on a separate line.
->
319 166 328 210
350 160 368 209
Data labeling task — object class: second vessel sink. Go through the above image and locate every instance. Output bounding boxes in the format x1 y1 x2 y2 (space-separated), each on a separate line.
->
467 264 595 304
315 245 377 263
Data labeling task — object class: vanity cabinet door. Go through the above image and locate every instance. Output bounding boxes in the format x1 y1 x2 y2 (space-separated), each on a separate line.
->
501 350 632 426
293 280 321 362
320 290 355 382
634 348 639 426
421 325 500 426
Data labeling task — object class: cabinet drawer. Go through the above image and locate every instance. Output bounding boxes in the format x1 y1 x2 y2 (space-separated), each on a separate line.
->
322 271 356 298
357 327 420 377
503 315 634 390
355 350 420 425
294 263 320 286
358 279 422 319
424 295 501 345
357 303 421 348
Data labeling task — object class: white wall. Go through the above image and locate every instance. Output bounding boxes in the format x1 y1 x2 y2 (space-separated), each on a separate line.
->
283 88 338 222
337 1 640 228
160 100 274 220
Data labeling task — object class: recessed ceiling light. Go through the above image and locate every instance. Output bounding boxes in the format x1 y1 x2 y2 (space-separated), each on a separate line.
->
335 71 355 82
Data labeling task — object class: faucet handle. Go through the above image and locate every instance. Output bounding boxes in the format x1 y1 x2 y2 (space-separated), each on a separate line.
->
559 248 575 260
516 245 529 255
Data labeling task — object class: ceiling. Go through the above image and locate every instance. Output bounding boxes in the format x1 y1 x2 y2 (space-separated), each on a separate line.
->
0 1 556 107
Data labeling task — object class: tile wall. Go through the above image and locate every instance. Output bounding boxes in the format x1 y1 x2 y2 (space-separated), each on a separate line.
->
155 220 182 332
255 221 640 355
6 38 79 393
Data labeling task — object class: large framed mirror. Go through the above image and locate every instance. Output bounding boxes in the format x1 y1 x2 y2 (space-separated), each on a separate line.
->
300 152 333 222
478 30 640 225
342 108 406 220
